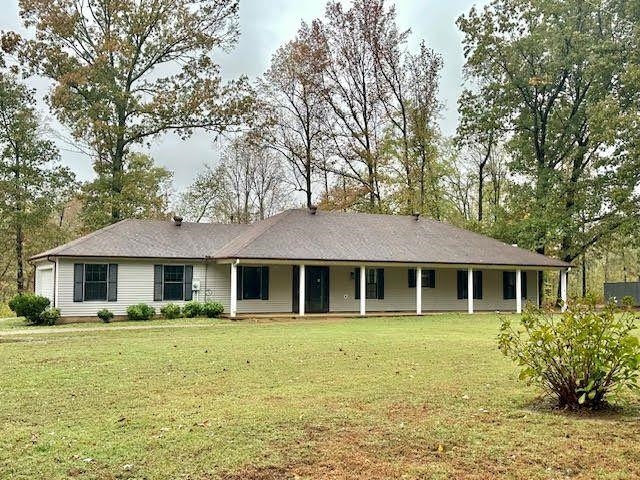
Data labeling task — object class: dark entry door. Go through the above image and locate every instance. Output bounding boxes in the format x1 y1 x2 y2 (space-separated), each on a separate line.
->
292 266 329 313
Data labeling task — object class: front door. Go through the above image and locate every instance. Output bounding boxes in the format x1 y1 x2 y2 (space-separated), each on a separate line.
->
292 266 330 313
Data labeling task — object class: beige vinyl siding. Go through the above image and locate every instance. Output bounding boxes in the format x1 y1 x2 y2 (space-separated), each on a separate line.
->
328 266 538 313
34 261 55 304
56 258 539 317
200 263 231 310
57 258 214 317
236 264 292 313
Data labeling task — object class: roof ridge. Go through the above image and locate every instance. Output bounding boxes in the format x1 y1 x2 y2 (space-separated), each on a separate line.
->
213 209 297 258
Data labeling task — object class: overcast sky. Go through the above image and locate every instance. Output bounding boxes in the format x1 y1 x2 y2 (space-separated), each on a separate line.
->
2 0 488 190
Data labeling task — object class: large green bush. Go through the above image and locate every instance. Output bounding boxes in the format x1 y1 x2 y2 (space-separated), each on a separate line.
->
8 294 50 324
160 303 182 319
126 303 155 321
182 301 203 318
201 301 224 318
499 300 640 409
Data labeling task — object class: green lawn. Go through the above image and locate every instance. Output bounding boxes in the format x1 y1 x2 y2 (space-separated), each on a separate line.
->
1 315 638 479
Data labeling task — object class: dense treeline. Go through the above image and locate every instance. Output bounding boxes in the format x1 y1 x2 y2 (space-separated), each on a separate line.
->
0 0 638 302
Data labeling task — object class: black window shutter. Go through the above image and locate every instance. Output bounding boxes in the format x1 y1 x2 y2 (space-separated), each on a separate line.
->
503 271 511 300
457 270 466 299
474 271 483 299
184 265 193 301
377 268 384 300
154 265 163 301
107 264 118 302
408 268 416 288
260 266 269 300
236 265 243 300
521 271 527 299
73 263 84 302
354 268 360 299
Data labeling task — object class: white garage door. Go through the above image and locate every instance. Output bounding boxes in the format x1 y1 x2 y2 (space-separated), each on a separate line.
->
35 267 54 304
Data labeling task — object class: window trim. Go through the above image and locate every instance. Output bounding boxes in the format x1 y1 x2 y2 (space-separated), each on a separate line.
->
238 266 269 301
457 270 483 300
83 263 109 302
408 268 436 289
163 265 185 301
354 268 384 300
503 271 527 300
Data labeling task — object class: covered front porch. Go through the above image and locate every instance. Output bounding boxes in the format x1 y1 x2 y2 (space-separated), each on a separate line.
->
223 261 569 318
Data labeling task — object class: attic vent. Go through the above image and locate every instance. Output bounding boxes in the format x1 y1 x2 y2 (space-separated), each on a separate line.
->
173 215 183 226
309 205 318 215
412 212 420 221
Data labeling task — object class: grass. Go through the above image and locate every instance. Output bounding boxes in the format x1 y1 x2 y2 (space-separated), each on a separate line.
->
0 314 638 479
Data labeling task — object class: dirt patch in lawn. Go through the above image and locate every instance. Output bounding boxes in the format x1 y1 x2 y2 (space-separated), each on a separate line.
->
217 408 640 480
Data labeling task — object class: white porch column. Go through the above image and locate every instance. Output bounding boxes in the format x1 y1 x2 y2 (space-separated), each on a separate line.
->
299 264 306 317
515 269 522 314
560 269 568 312
467 267 474 314
230 262 238 318
360 265 366 316
416 267 422 315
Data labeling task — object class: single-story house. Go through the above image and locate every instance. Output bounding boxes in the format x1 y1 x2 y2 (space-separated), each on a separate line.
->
31 208 570 320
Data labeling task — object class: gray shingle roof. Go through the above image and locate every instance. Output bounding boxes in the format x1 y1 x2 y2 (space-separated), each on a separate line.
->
212 209 570 268
30 219 250 260
31 209 570 268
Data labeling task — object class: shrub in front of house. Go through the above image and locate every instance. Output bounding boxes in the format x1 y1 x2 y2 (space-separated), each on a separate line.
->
499 299 640 409
182 301 203 318
97 309 114 323
8 293 51 324
201 301 224 318
126 303 155 321
160 303 182 319
40 307 61 326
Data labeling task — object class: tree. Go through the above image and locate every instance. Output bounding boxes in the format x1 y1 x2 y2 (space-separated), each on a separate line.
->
260 21 327 208
404 43 444 218
177 165 227 223
7 0 253 223
375 36 443 216
458 0 640 301
179 135 289 223
81 152 172 229
318 0 394 211
0 73 75 292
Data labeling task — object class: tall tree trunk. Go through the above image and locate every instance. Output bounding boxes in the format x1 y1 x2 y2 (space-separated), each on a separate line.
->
15 221 24 292
478 141 491 222
112 108 127 222
581 254 587 297
14 153 25 292
305 151 312 208
478 161 485 222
